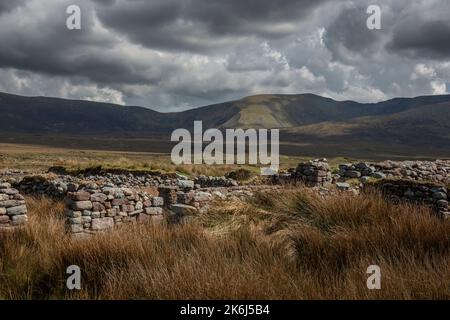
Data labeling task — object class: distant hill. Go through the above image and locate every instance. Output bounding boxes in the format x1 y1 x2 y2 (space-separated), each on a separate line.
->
1 91 450 158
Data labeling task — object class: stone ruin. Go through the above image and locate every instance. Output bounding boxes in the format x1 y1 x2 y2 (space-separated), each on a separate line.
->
272 159 332 186
65 185 165 235
0 183 28 231
372 180 449 219
1 158 449 234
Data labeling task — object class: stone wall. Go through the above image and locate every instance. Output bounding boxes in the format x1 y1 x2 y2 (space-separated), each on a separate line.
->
0 183 28 231
65 186 164 235
337 162 386 182
370 180 449 219
335 160 450 183
272 159 332 186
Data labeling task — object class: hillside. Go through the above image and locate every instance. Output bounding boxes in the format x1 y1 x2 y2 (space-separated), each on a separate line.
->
0 91 450 158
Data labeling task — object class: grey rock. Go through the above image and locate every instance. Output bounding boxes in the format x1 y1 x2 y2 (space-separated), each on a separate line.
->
336 182 350 190
432 192 447 200
6 205 27 216
345 171 361 178
11 215 28 226
0 200 25 208
371 172 386 179
91 217 114 231
90 193 108 202
145 207 163 215
70 224 84 233
178 180 195 190
152 197 164 207
71 201 93 211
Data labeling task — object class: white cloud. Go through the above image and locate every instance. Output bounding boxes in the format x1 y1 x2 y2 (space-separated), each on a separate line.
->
431 80 447 95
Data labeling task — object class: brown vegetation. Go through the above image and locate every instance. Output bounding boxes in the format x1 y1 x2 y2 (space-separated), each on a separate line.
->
0 190 448 300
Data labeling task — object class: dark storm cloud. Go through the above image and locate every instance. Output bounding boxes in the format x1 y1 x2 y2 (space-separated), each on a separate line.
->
323 6 384 62
0 0 449 110
0 0 177 87
388 20 450 60
94 0 329 52
0 0 27 14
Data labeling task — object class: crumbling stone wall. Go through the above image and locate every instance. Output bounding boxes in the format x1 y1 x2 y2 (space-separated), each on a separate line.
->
271 159 332 186
0 183 28 231
65 186 165 235
370 180 449 219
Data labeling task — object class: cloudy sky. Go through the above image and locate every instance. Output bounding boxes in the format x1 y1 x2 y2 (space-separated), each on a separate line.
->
0 0 449 111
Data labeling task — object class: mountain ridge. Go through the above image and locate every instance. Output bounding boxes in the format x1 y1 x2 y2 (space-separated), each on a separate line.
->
0 91 450 158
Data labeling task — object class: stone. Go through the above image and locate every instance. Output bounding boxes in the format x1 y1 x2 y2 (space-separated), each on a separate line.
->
129 209 143 216
0 207 6 215
0 183 11 189
152 197 164 207
69 217 83 225
193 192 213 202
81 216 92 224
92 202 105 212
170 204 198 216
13 194 25 200
404 190 415 198
371 172 386 179
67 183 79 192
121 204 135 213
145 207 163 215
66 210 82 218
6 205 27 216
11 215 28 225
91 217 114 231
143 200 152 207
135 201 143 210
336 182 350 191
1 188 18 195
432 192 447 200
345 171 361 178
0 194 9 201
0 200 25 208
437 200 448 208
178 180 195 190
122 188 134 196
112 198 128 206
0 215 10 223
68 191 91 201
71 201 93 211
90 193 108 202
360 176 370 183
91 212 101 219
70 224 84 233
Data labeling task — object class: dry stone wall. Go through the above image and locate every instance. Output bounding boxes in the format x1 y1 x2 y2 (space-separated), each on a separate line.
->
372 180 449 219
271 159 332 186
65 186 164 235
0 183 28 231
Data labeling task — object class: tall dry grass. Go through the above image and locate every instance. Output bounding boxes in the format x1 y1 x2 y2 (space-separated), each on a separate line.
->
0 190 449 300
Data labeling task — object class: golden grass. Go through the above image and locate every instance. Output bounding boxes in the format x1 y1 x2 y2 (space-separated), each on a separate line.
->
0 190 449 300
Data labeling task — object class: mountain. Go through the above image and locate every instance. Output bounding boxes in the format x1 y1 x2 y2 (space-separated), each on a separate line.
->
0 91 450 158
